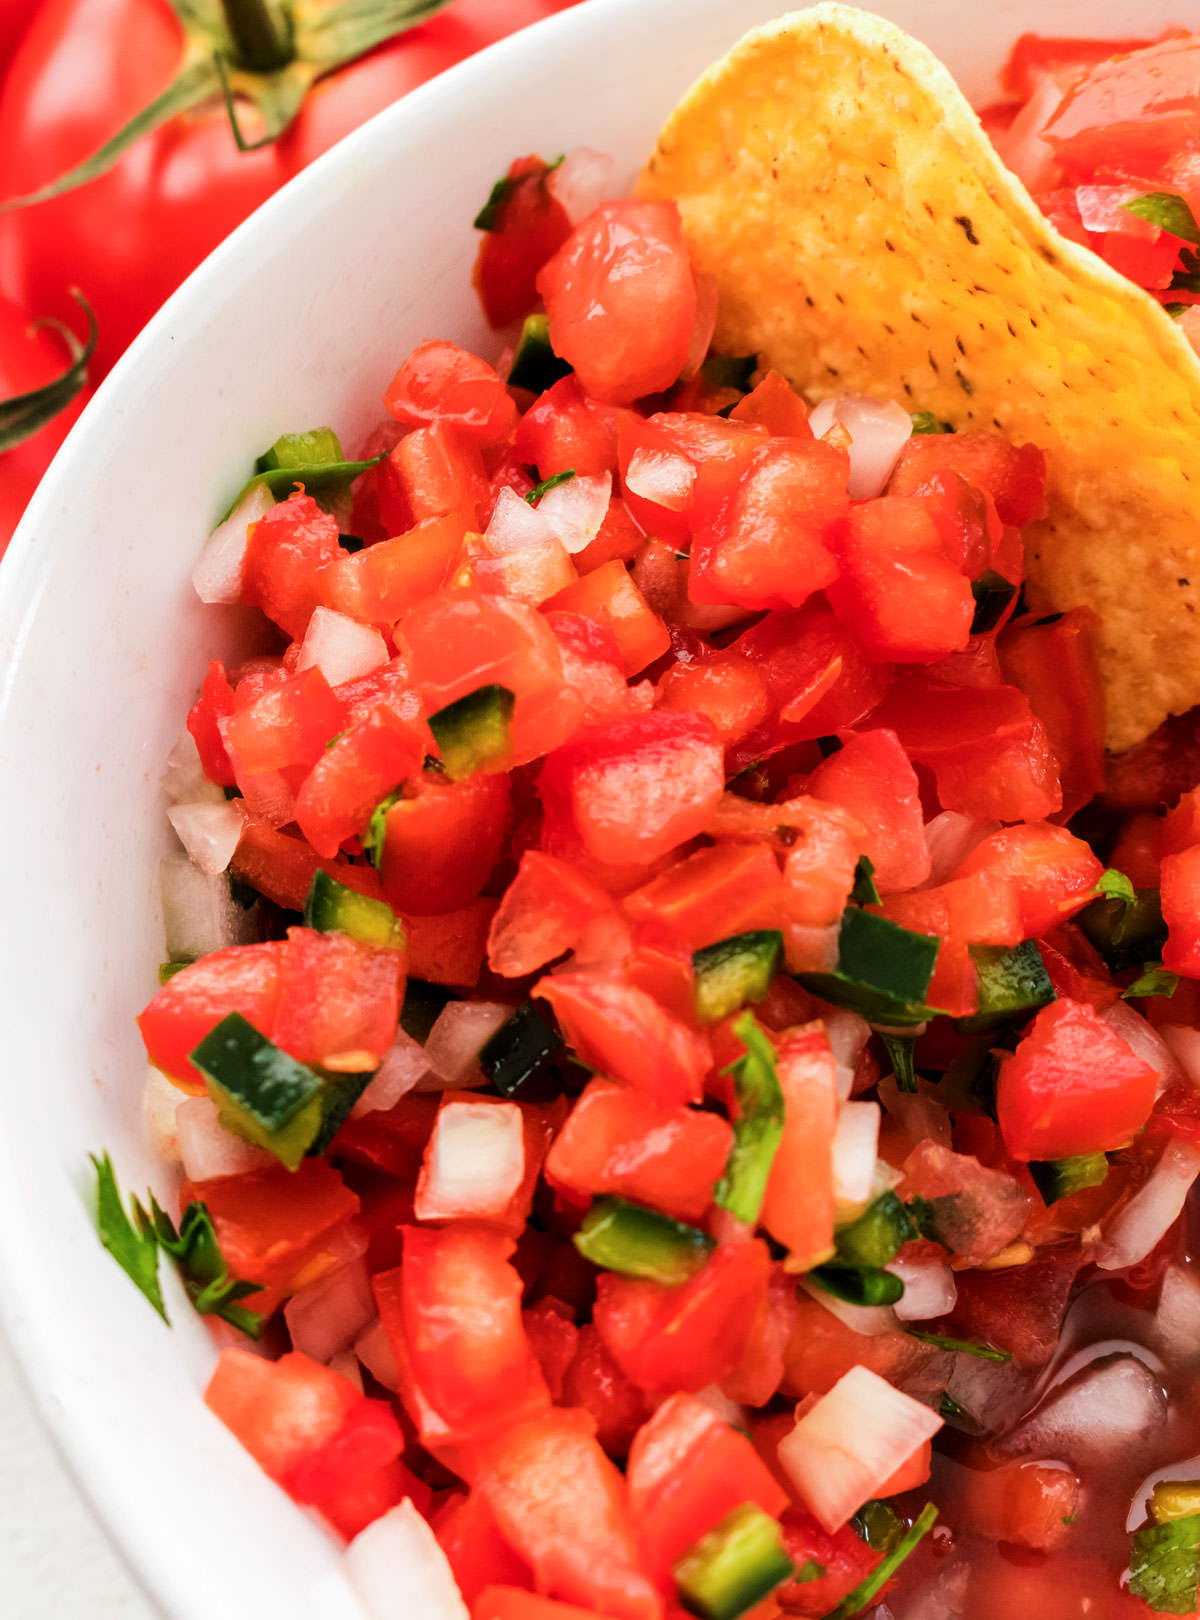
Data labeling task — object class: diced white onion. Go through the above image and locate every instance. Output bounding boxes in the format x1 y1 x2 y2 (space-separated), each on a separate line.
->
1075 183 1139 234
485 484 553 554
1097 1139 1200 1271
143 1067 185 1164
167 800 245 876
162 727 225 805
890 1257 958 1322
1160 1024 1200 1089
422 1001 513 1086
878 1075 954 1151
806 394 912 500
355 1320 400 1392
345 1500 469 1620
160 852 259 961
414 1099 525 1221
821 1009 872 1101
924 811 1002 885
777 1365 942 1531
547 146 615 225
296 606 389 687
351 1029 431 1118
284 1257 377 1364
1101 1000 1184 1093
192 481 275 604
623 440 695 512
538 472 613 554
799 1277 899 1339
232 766 295 829
176 1096 274 1181
832 1099 881 1210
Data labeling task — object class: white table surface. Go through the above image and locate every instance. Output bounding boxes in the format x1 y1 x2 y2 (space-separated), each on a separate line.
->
1 1326 158 1619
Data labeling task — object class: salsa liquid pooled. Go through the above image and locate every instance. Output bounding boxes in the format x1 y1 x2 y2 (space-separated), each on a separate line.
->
97 16 1200 1620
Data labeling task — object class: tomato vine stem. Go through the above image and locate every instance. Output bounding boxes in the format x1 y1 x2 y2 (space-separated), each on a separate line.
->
219 0 296 73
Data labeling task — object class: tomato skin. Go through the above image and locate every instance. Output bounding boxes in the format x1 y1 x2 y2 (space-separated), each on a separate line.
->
273 926 405 1070
996 998 1159 1161
138 939 287 1090
537 199 698 405
560 1326 650 1459
622 841 783 953
384 340 518 448
807 728 930 893
888 431 1046 527
760 1025 838 1271
293 704 426 859
432 1491 535 1608
379 770 510 916
0 0 582 376
534 972 710 1107
241 492 342 640
186 659 237 786
1161 843 1200 975
997 608 1106 819
0 287 90 549
1042 36 1200 181
474 154 574 328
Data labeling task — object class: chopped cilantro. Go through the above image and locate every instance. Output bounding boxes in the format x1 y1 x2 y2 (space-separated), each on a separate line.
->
1095 868 1137 905
1123 965 1180 1000
713 1012 785 1224
90 1154 262 1336
525 468 576 504
362 786 403 868
910 411 952 434
1129 1512 1200 1614
853 1500 904 1553
1122 193 1200 246
824 1503 938 1618
908 1331 1011 1362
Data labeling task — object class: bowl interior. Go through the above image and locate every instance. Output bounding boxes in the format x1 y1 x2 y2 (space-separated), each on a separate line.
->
0 1 1193 1616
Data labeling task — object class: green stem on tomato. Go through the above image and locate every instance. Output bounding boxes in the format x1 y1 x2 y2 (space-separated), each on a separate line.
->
219 0 296 72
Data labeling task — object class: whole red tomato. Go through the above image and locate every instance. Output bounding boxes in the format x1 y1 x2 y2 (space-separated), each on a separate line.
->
0 0 38 75
0 290 91 550
0 0 579 376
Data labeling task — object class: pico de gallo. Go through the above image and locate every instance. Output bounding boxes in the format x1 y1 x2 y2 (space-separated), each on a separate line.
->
96 122 1200 1620
981 29 1200 349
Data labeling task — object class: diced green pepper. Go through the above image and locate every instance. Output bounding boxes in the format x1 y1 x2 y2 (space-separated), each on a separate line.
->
574 1197 715 1285
508 312 572 392
673 1503 795 1620
189 1012 325 1171
835 1190 916 1268
1028 1152 1109 1205
220 425 382 520
428 683 515 780
850 856 881 906
798 906 940 1024
808 1261 905 1308
956 941 1055 1033
693 930 782 1025
479 999 564 1096
303 870 406 950
256 426 345 472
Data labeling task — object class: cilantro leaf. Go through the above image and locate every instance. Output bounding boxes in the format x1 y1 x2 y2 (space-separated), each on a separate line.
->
850 855 881 906
1122 193 1200 246
525 468 576 504
1095 868 1137 905
90 1152 165 1319
714 1012 785 1224
796 1559 826 1584
1123 965 1180 1000
1130 1513 1200 1614
910 411 952 435
880 1030 917 1093
908 1331 1011 1362
824 1503 938 1618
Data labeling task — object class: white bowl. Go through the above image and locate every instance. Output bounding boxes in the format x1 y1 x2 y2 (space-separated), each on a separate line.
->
0 0 1195 1615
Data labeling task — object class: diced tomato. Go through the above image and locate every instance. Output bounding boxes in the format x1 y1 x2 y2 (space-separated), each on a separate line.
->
761 1025 838 1270
593 1240 770 1394
523 1300 581 1403
1042 36 1200 181
537 199 698 405
389 421 491 527
487 850 614 978
688 439 848 611
622 842 782 952
474 154 575 329
560 1326 649 1459
534 973 710 1106
544 1078 731 1222
961 1457 1081 1551
205 1348 362 1482
626 1393 787 1583
775 1509 881 1617
183 1160 360 1315
1162 844 1200 975
403 898 498 987
385 339 518 447
730 370 813 437
241 492 342 639
379 769 511 916
807 729 930 893
781 1290 938 1397
273 926 405 1070
997 609 1106 818
223 666 346 778
997 998 1159 1161
546 560 671 677
230 815 383 913
462 1408 663 1620
888 431 1046 527
538 712 724 868
294 705 425 858
388 1226 550 1441
187 660 238 786
138 940 287 1091
617 411 761 548
322 511 472 624
656 653 771 747
951 821 1102 936
829 495 974 663
432 1491 535 1608
514 375 626 480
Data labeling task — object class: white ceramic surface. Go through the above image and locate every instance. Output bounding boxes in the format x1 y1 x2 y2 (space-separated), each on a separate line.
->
2 2 1198 1617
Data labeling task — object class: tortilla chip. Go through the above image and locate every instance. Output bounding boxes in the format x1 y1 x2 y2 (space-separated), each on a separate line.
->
638 3 1200 751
